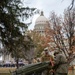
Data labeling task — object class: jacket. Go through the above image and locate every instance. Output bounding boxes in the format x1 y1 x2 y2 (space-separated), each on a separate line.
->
54 53 68 73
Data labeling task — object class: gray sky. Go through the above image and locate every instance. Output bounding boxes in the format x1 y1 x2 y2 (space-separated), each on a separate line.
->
23 0 72 30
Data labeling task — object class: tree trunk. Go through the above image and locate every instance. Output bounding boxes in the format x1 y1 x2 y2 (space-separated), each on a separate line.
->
16 58 19 69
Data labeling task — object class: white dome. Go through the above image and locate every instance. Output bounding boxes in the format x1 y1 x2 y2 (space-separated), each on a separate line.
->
35 11 49 25
35 16 49 25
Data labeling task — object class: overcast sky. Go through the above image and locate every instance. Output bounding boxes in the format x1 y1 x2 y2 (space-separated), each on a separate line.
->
23 0 72 30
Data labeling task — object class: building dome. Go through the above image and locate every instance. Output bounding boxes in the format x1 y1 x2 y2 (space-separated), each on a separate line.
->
34 11 50 36
35 11 49 25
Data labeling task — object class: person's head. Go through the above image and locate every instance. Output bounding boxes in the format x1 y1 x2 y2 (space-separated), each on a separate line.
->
68 51 73 56
54 50 59 56
44 48 49 55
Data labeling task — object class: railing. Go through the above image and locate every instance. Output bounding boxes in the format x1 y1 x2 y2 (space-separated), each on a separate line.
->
12 61 51 75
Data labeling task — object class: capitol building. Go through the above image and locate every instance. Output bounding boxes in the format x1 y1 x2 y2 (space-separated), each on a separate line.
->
34 11 50 36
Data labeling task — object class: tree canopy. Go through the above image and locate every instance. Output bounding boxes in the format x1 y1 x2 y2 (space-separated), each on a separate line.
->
0 0 37 68
0 0 36 50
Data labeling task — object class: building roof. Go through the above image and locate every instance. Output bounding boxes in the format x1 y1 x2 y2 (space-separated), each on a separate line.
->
35 11 49 25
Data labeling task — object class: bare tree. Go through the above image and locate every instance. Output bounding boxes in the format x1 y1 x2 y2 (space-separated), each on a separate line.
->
49 12 68 58
49 8 75 62
69 0 75 10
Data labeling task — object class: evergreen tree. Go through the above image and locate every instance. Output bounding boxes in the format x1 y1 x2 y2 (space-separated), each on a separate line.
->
0 0 36 68
0 0 35 50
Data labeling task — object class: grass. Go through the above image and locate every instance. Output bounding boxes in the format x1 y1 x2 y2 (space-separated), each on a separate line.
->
0 73 11 75
0 67 16 75
68 70 75 75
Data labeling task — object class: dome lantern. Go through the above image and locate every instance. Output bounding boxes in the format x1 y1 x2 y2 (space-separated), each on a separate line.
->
40 11 44 16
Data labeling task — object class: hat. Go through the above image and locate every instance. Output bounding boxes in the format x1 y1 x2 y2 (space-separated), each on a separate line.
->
44 47 48 51
54 50 59 55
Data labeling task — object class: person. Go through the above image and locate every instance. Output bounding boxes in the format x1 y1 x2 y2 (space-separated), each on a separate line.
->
32 57 37 63
53 50 68 75
41 48 54 62
41 48 54 75
36 58 41 62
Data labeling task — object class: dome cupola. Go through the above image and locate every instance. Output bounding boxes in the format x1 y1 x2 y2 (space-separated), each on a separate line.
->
35 11 49 25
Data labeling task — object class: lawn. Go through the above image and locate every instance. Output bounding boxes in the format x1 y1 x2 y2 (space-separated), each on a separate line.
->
0 73 11 75
0 67 16 75
68 70 75 75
